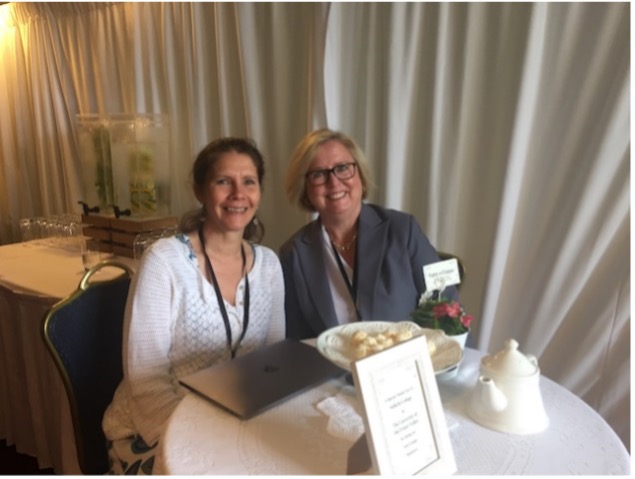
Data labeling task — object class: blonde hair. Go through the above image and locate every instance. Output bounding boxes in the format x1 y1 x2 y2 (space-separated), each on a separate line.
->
284 129 374 212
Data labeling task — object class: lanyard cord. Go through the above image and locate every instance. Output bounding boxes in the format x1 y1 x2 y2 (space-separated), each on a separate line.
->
331 241 361 321
198 225 250 359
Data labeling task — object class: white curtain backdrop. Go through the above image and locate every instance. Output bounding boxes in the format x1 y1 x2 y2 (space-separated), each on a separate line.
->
0 1 629 452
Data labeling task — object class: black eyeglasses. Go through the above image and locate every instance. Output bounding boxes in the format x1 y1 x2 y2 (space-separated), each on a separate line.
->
305 162 358 186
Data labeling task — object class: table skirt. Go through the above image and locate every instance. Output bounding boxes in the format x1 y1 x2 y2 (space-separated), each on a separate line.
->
0 285 81 473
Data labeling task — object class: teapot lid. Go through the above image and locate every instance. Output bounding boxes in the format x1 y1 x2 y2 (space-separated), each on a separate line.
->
482 339 538 377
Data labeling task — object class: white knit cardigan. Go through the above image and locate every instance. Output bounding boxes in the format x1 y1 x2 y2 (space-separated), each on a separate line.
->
102 234 285 446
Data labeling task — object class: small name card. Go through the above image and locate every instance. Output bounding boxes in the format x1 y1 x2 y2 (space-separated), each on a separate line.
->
423 259 461 290
351 336 457 475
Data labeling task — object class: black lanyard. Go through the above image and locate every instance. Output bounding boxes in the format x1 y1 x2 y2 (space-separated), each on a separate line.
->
198 225 250 359
331 242 361 321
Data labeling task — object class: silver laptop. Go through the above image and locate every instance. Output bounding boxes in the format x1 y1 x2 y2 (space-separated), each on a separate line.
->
179 339 345 420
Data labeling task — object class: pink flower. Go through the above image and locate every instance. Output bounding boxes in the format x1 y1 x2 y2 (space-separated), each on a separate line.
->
411 297 474 335
446 302 462 318
461 314 473 328
432 304 449 319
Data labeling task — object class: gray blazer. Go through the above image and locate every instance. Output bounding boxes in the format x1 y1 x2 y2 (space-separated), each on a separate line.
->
279 203 458 339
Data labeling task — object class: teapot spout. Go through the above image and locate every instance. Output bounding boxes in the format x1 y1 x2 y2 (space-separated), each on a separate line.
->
477 376 507 412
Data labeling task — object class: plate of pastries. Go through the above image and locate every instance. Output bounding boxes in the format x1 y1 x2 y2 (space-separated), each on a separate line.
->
316 321 463 374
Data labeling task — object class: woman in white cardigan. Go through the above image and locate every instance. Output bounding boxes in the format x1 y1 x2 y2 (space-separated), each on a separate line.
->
102 138 285 474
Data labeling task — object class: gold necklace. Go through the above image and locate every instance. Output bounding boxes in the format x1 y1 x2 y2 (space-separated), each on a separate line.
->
331 233 358 252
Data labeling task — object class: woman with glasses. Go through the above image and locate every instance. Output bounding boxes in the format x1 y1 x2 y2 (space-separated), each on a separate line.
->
280 128 457 339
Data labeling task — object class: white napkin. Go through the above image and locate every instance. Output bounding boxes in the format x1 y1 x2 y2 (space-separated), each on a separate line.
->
316 388 364 442
445 411 460 431
317 388 460 442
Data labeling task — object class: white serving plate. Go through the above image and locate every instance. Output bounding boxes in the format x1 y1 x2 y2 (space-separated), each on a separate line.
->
317 321 462 374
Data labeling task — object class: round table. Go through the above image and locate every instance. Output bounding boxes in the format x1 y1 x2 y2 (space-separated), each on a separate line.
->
158 348 630 475
0 240 136 474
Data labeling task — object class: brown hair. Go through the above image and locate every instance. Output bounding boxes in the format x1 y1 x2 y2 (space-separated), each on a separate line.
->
179 137 265 242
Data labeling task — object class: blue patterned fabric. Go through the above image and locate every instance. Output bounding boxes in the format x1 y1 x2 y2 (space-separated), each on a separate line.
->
107 436 157 475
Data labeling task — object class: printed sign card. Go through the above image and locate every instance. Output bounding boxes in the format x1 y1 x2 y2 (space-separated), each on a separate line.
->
423 259 461 291
351 336 456 475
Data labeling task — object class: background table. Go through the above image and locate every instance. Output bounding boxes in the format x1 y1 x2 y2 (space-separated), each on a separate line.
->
0 240 135 473
160 347 630 475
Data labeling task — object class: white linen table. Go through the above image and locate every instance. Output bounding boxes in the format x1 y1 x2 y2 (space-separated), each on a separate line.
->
159 347 630 475
0 240 135 473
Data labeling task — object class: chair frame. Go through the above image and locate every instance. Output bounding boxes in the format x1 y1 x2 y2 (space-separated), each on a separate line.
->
41 259 133 474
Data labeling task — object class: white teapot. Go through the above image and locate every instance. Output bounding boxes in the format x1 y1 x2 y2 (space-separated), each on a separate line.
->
467 339 548 434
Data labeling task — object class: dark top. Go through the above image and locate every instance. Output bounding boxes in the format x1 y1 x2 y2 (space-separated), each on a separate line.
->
279 203 459 339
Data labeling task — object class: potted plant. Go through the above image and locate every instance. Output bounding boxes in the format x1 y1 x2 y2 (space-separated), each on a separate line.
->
410 291 474 347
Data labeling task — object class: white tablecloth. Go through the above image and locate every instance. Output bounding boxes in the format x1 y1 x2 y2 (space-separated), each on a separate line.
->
160 348 630 475
0 240 135 473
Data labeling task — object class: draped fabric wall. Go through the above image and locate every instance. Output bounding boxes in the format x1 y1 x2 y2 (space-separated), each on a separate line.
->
323 2 631 449
0 2 629 449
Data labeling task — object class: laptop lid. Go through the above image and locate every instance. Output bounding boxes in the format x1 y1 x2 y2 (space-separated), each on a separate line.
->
179 339 345 420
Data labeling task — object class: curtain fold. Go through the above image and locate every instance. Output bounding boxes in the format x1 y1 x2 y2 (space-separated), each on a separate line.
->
0 1 629 450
